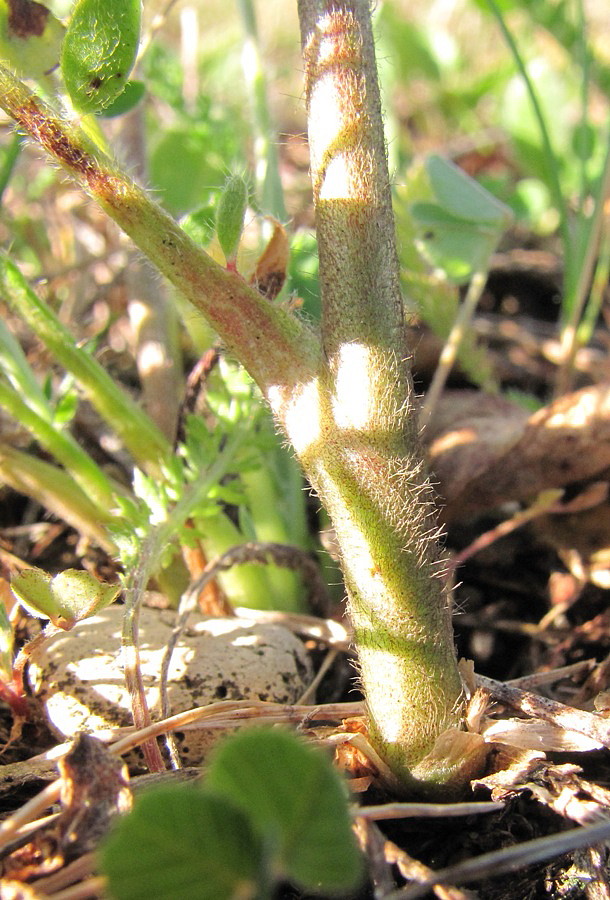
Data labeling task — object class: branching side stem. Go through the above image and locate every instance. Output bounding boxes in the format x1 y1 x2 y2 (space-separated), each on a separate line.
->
0 65 320 418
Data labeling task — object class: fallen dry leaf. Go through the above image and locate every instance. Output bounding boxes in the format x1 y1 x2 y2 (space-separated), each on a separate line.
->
427 383 610 522
249 218 289 300
2 734 131 882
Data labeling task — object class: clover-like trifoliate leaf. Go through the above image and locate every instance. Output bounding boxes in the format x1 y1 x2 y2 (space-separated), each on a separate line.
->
411 154 513 283
206 727 364 896
100 787 265 900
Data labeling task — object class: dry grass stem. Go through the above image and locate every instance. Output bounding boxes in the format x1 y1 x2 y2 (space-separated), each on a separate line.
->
354 801 502 821
297 647 339 704
24 852 99 898
506 659 595 691
389 819 610 899
46 876 107 900
477 673 610 746
0 781 62 850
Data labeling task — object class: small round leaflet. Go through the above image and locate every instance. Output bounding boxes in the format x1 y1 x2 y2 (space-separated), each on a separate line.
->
11 567 120 629
60 0 141 115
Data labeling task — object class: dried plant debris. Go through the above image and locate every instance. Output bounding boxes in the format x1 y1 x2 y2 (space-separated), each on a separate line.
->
426 384 610 524
2 734 130 883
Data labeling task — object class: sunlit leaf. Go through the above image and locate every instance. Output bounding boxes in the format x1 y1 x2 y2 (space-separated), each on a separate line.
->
425 155 511 225
11 567 119 629
100 787 264 900
411 156 512 283
61 0 141 114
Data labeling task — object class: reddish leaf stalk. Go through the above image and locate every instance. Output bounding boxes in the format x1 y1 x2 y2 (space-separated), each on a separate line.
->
0 68 320 416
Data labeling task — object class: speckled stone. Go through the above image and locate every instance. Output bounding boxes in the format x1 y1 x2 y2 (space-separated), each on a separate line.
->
28 604 313 766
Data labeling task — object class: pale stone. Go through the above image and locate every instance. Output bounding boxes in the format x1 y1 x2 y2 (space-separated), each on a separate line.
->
28 604 312 767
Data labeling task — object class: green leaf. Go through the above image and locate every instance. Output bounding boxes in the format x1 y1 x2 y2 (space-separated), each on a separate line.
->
180 204 217 247
61 0 141 115
425 155 511 225
99 787 264 900
410 157 512 283
11 567 119 629
411 202 499 283
149 127 230 217
0 0 65 79
205 728 364 896
97 79 145 119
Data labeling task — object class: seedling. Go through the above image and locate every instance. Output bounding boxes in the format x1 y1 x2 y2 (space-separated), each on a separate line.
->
101 728 363 900
0 0 491 797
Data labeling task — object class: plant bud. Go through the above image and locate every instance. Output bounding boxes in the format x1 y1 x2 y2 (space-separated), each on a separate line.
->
216 174 249 268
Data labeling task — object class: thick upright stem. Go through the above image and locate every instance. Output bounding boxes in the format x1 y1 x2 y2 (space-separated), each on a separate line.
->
296 0 474 793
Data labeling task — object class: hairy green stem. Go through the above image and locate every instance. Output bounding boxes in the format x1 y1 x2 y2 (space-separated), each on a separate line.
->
295 0 476 793
0 64 320 413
